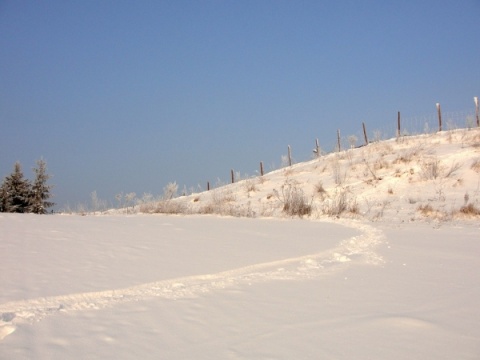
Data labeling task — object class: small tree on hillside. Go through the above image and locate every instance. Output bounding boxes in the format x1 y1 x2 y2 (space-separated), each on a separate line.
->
0 162 32 213
29 159 55 214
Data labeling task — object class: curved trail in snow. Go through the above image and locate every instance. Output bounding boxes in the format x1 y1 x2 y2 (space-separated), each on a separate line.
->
0 219 384 341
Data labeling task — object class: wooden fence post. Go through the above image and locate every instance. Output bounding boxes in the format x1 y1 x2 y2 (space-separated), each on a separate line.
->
207 181 210 191
362 122 368 145
475 96 479 127
436 103 442 132
231 169 234 184
260 161 264 176
337 129 341 152
287 145 292 166
397 111 401 137
315 138 320 157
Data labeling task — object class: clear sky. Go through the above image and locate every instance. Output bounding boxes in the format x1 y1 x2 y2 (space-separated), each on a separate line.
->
1 1 479 210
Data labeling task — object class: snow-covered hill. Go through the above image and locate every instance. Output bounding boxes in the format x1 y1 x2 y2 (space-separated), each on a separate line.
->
1 128 479 359
145 128 480 224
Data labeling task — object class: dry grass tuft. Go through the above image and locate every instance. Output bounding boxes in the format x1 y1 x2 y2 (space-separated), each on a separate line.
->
471 158 480 173
458 203 480 216
416 204 449 220
275 180 312 217
322 188 357 217
314 181 327 200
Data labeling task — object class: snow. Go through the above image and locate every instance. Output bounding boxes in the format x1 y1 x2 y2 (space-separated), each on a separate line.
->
1 129 480 359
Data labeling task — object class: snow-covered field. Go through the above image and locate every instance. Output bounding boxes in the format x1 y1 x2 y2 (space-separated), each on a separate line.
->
1 129 480 359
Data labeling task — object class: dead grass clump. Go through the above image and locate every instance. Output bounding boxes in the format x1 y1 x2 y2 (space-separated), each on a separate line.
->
394 144 424 164
419 158 462 180
322 188 357 217
416 203 449 220
314 181 327 200
193 188 238 215
152 200 188 214
458 203 480 216
244 179 258 193
420 158 443 180
417 204 434 215
275 180 312 217
471 158 480 173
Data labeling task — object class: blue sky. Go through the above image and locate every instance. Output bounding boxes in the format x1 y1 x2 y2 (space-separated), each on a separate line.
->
1 1 479 210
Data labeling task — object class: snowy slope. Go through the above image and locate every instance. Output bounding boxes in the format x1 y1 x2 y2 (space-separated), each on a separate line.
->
1 129 479 359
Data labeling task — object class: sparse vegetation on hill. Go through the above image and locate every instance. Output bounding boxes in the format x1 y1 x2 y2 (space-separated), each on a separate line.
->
77 127 480 224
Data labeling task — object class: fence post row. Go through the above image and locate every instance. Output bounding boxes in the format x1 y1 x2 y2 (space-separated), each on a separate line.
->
208 98 477 193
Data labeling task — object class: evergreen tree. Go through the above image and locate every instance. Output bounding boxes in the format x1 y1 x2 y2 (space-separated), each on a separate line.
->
0 181 7 212
0 162 32 213
29 159 55 214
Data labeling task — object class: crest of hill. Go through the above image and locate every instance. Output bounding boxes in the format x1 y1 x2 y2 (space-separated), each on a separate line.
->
133 128 480 223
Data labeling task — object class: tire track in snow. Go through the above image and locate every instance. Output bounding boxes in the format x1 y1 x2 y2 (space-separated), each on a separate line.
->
0 220 384 341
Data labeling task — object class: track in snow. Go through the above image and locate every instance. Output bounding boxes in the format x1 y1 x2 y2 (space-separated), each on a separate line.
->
0 220 384 341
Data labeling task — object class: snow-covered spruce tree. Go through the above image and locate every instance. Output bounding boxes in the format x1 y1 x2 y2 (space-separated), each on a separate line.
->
0 181 7 212
29 159 55 214
0 162 32 213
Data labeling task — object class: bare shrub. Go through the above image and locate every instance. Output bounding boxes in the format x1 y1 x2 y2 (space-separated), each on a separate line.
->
275 180 312 217
420 158 443 180
314 181 327 200
331 158 347 185
137 193 156 212
114 191 137 214
124 192 137 213
444 161 462 178
90 191 107 214
420 158 462 180
322 188 356 216
348 135 358 149
163 182 178 200
363 158 379 181
198 188 237 215
153 199 187 214
139 182 187 215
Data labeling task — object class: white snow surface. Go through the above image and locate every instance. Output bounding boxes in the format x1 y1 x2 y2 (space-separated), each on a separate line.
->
1 129 480 359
